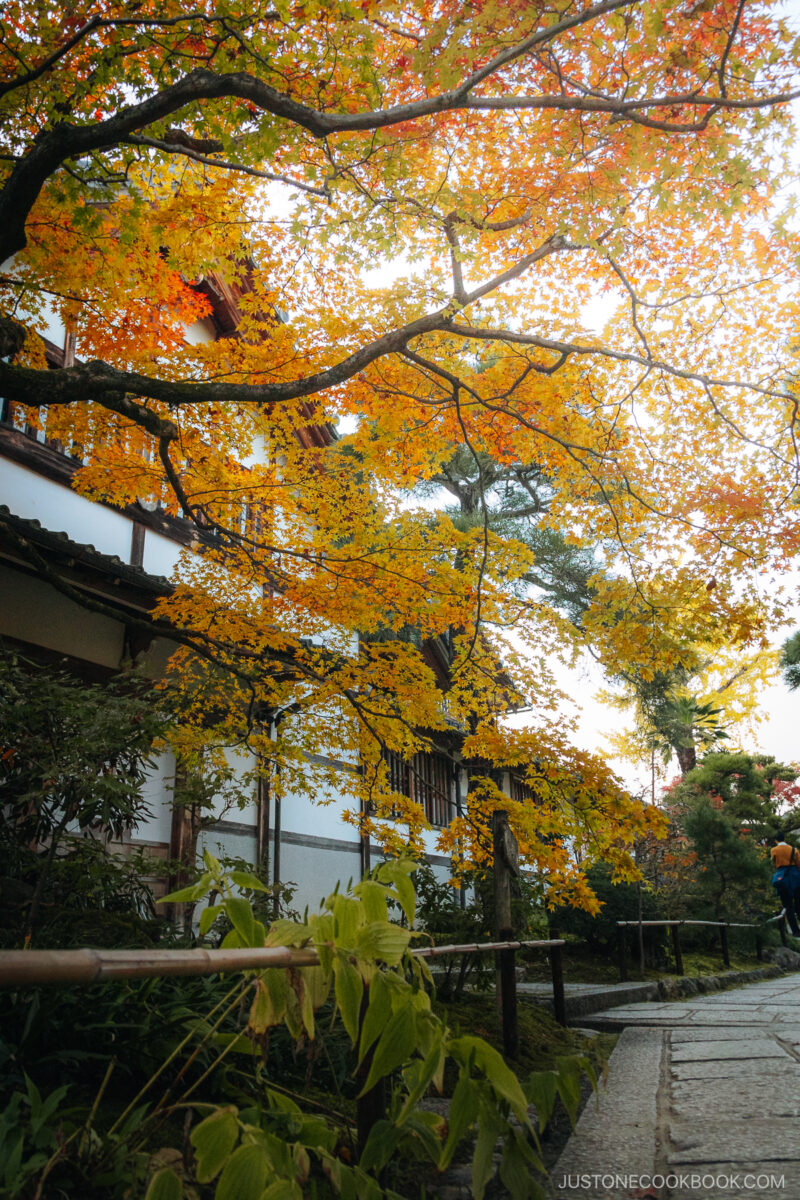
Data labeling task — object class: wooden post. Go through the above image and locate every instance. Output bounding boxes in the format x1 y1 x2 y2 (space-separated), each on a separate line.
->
617 925 628 982
492 809 519 1061
719 923 730 969
671 924 684 976
549 942 567 1026
355 988 386 1158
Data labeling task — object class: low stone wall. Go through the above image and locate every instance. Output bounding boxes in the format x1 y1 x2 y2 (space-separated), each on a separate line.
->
655 961 787 1000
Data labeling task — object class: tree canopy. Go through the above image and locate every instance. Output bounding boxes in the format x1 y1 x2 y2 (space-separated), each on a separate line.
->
2 0 799 899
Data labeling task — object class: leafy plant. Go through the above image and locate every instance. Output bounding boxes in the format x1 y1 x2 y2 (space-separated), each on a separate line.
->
0 651 167 943
152 853 594 1199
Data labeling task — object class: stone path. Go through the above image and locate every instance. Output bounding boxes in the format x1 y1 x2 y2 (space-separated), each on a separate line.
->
551 974 800 1200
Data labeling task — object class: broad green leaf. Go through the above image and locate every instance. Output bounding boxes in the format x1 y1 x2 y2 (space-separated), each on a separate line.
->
262 1182 302 1200
333 956 363 1043
225 897 256 946
554 1058 582 1127
355 921 411 965
161 874 212 904
359 1119 401 1173
378 862 416 925
333 894 365 948
229 869 270 892
472 1102 508 1200
300 964 330 1010
309 912 335 972
249 979 276 1034
439 1072 479 1170
358 972 392 1065
397 1036 445 1123
499 1129 544 1199
265 919 311 948
449 1037 530 1125
199 904 221 937
525 1071 558 1132
265 967 290 1024
353 879 388 923
190 1108 239 1183
214 1143 268 1200
360 1003 415 1096
297 971 315 1039
145 1168 183 1200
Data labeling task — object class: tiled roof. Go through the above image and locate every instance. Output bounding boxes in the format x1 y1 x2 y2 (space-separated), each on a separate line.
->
0 505 172 595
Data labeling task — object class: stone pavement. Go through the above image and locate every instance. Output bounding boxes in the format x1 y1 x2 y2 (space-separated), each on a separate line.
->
551 974 800 1200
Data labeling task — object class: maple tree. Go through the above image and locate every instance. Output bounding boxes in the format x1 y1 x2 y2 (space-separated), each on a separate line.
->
2 0 800 904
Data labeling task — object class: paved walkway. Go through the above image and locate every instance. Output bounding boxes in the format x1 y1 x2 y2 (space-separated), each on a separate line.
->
551 975 800 1200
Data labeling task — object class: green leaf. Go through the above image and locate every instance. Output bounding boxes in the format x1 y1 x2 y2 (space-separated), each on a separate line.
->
449 1037 530 1125
265 919 311 948
190 1108 239 1183
214 1143 268 1200
554 1057 584 1127
360 1002 415 1096
160 874 213 904
499 1129 544 1199
199 904 221 936
249 980 275 1034
525 1071 558 1132
359 1120 401 1173
353 879 388 923
225 897 256 946
379 861 416 925
333 894 365 948
358 972 392 1065
397 1035 445 1123
229 870 270 892
472 1104 506 1200
145 1168 183 1200
333 956 363 1043
262 1182 302 1200
439 1071 479 1170
355 922 411 965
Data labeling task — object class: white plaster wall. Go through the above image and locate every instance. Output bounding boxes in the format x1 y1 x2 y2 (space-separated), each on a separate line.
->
279 772 358 841
278 839 362 911
184 318 217 346
141 528 184 579
0 461 133 560
0 564 124 668
135 751 178 844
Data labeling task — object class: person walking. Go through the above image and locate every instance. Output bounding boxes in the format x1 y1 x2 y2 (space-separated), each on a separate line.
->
770 838 800 937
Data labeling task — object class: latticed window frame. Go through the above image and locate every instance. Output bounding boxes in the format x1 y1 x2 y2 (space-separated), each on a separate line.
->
381 747 454 828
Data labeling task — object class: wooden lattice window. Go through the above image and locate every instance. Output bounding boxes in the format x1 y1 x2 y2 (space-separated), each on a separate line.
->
509 774 537 805
381 748 453 828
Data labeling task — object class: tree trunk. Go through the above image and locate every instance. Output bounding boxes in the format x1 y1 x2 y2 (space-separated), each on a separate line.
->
676 743 697 775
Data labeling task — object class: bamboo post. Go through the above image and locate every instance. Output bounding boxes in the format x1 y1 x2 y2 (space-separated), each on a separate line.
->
719 923 730 969
549 942 566 1026
492 809 519 1061
671 924 684 976
617 925 628 982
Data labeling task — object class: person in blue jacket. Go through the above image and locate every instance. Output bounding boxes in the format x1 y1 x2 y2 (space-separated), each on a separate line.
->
770 838 800 937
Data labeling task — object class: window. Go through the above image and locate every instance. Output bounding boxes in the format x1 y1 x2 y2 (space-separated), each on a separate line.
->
509 774 537 805
381 747 454 828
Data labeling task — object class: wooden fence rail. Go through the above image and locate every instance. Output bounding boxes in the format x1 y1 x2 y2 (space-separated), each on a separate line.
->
0 939 568 1041
615 913 786 981
0 937 565 1152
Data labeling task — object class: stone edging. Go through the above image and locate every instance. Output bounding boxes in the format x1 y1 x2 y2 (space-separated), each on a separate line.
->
655 962 785 1000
